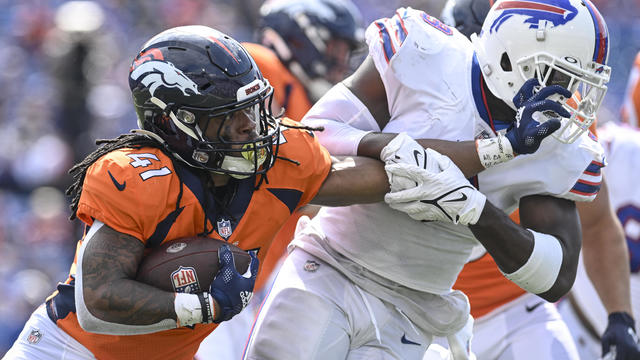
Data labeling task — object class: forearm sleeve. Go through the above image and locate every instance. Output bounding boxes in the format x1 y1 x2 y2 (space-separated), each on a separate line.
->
302 82 377 155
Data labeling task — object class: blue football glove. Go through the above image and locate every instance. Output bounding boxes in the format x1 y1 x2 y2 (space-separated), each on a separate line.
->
505 78 572 155
602 312 640 360
210 245 259 323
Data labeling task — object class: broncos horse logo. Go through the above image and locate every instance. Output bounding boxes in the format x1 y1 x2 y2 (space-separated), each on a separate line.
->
130 60 201 97
490 0 578 33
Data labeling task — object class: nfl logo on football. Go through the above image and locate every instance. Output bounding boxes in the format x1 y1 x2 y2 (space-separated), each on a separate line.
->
171 266 201 293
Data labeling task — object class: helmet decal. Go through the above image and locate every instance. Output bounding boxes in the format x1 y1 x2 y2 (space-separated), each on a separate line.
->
130 60 200 97
205 35 241 63
490 0 578 33
582 0 609 64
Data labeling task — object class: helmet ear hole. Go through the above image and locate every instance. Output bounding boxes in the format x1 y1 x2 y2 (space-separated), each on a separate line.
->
500 52 512 72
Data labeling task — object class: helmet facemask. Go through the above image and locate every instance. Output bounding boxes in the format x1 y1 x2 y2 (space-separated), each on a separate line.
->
472 0 611 144
516 53 611 143
175 83 279 179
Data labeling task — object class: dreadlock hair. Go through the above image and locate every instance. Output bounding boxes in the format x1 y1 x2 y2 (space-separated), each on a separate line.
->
66 120 325 220
65 133 173 220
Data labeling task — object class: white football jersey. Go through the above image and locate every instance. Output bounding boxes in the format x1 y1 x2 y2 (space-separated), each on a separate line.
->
569 121 640 332
297 5 604 305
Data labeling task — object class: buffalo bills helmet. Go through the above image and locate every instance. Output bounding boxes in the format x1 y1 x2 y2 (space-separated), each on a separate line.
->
472 0 611 143
128 25 279 178
258 0 365 100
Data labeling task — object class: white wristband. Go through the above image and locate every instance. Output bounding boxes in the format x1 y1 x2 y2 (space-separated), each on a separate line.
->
475 134 515 168
501 229 563 294
174 292 214 327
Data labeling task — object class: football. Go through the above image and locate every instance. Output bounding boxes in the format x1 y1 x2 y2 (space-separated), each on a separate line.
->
136 236 251 293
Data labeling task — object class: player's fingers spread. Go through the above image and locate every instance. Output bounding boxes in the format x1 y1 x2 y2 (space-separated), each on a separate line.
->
533 84 572 102
513 78 540 107
540 118 561 135
536 99 571 118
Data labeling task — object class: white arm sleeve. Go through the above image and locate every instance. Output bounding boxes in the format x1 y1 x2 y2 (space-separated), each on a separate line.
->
501 229 564 294
75 220 177 335
302 82 379 156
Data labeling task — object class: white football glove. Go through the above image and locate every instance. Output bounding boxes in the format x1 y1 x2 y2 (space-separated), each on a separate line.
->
384 147 486 226
380 132 440 192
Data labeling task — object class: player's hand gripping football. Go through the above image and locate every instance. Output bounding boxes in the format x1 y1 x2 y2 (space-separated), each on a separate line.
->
210 245 259 323
506 78 572 155
601 312 640 360
381 133 486 225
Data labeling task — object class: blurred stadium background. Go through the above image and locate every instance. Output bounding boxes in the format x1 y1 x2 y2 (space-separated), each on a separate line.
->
0 0 638 355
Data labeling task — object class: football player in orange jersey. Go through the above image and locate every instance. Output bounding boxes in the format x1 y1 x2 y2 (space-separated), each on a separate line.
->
197 1 366 358
439 1 639 359
4 25 479 360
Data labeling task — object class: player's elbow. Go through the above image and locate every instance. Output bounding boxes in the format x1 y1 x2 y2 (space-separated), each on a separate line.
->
537 269 577 302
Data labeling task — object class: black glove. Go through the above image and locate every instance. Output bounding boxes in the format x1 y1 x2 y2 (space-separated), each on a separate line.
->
209 245 259 323
505 78 572 155
602 312 640 360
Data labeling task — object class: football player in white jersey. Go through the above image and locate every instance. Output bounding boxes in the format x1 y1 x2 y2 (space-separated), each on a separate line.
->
558 52 640 359
244 1 610 359
441 1 639 359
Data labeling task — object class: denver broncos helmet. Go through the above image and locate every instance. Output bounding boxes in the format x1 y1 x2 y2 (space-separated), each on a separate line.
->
129 26 279 178
472 0 611 143
440 0 493 38
258 0 364 101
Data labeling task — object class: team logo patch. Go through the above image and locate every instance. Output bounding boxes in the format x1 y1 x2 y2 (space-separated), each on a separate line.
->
129 60 201 97
490 0 578 33
303 260 320 272
171 266 201 293
166 242 187 254
217 219 233 239
27 328 42 344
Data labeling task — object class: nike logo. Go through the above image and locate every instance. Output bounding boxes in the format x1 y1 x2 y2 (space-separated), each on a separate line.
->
525 301 544 313
401 333 421 346
413 149 426 169
443 193 468 203
108 170 126 191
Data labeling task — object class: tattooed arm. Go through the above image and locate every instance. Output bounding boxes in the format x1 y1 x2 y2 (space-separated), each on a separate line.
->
78 221 177 326
76 221 218 334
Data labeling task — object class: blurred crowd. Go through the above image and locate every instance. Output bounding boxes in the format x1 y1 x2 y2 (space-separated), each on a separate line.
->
0 0 638 355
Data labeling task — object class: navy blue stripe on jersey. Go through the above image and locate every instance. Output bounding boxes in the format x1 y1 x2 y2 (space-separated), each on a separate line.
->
173 162 218 231
267 188 303 214
471 54 513 133
375 20 396 63
570 179 601 196
146 206 185 248
584 160 604 176
226 177 257 223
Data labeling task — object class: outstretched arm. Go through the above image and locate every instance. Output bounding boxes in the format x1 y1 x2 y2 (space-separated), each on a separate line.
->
470 195 581 302
311 156 389 206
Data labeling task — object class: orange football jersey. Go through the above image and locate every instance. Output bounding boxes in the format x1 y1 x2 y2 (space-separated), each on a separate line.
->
244 42 315 293
45 120 331 360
